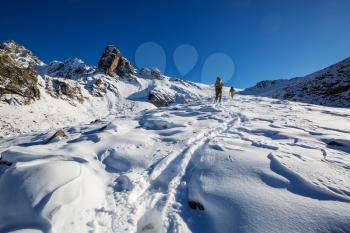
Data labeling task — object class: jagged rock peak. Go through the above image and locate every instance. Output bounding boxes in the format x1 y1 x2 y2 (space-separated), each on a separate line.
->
0 40 43 68
44 58 94 80
98 45 121 76
97 44 135 77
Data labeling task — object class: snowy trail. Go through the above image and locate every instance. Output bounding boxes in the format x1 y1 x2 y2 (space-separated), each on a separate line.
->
135 111 240 233
1 95 350 233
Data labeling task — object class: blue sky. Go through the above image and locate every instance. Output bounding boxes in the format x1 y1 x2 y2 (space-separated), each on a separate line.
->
1 0 350 88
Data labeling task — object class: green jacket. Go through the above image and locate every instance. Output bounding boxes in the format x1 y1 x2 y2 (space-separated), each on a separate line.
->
215 80 223 90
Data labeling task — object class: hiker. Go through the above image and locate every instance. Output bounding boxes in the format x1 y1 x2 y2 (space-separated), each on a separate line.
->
215 77 223 103
229 87 235 99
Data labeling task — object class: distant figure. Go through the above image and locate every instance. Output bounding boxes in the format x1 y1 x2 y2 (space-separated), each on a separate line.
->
215 77 223 103
229 87 235 99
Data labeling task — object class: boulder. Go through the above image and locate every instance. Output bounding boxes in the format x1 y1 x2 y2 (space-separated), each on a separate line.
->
45 130 66 144
188 200 205 211
327 140 344 147
148 87 176 107
0 156 12 166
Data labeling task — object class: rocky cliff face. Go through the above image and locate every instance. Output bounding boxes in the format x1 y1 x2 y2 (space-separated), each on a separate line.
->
97 45 135 77
45 77 85 104
0 40 42 68
0 42 41 105
242 57 350 107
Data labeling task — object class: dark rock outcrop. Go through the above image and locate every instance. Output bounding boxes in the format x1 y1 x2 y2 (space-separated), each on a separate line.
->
188 200 205 211
45 130 66 144
0 40 42 68
91 77 107 97
98 45 135 77
98 45 121 76
0 155 12 166
148 88 176 107
151 68 165 80
45 77 85 104
0 53 40 105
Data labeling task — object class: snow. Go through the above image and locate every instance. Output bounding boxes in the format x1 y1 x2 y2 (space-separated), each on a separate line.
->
241 57 350 107
1 91 350 233
0 70 212 138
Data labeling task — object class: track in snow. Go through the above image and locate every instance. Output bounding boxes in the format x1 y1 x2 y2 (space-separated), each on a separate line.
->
135 113 240 232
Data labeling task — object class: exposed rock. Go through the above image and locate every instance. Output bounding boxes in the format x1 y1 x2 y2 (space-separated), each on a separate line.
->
142 224 154 231
0 40 43 68
0 53 40 105
327 140 344 147
45 130 66 144
98 45 122 76
148 87 176 107
0 155 12 166
116 57 136 76
242 57 350 107
44 58 94 80
150 68 163 79
97 45 135 77
139 68 150 76
91 77 107 97
139 67 164 80
188 200 205 211
45 76 85 104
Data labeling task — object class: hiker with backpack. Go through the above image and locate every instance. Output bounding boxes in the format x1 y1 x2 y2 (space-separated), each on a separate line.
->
229 87 235 99
215 77 223 103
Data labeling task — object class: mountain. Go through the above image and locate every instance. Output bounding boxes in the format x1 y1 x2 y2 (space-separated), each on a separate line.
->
1 41 350 233
0 41 211 137
241 57 350 107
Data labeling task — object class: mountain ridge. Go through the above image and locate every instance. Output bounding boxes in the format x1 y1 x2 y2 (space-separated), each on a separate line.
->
0 40 211 137
242 56 350 107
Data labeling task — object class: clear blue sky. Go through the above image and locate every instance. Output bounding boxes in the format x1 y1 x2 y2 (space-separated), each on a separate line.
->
1 0 350 88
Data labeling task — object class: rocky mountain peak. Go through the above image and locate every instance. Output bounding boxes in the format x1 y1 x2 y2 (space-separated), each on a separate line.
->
97 45 135 77
0 40 43 68
44 58 94 80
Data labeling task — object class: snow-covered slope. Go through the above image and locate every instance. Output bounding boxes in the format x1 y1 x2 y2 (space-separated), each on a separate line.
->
0 41 212 138
241 57 350 107
1 95 349 233
1 40 350 233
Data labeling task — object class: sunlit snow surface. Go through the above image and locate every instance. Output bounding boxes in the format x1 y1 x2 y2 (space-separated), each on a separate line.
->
1 95 350 233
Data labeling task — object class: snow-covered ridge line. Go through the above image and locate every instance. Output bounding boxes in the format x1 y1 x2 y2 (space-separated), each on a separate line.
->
0 40 212 138
241 57 350 107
